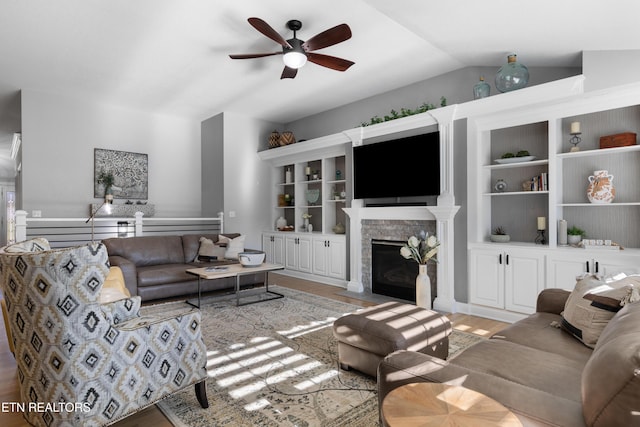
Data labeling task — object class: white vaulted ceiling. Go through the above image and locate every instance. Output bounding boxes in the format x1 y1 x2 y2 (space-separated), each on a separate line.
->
0 0 638 168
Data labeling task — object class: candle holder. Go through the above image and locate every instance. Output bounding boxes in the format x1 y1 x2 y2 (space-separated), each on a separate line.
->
569 132 582 152
569 121 581 152
535 229 547 245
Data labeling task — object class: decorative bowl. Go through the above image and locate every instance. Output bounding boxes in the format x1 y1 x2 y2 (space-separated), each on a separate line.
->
238 251 266 267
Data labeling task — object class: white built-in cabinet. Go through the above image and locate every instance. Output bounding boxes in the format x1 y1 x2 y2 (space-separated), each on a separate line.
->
468 81 640 322
469 246 545 314
258 134 350 286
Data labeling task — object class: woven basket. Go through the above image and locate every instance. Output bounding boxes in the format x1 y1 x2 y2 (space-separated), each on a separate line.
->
279 131 296 146
268 130 281 148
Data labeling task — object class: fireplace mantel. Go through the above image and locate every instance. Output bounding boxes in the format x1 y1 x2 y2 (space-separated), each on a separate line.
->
343 205 460 222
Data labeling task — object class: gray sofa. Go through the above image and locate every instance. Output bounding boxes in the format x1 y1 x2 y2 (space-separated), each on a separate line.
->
103 233 262 301
378 288 640 426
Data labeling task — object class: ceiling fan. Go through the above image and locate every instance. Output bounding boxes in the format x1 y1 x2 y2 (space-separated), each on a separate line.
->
229 17 354 79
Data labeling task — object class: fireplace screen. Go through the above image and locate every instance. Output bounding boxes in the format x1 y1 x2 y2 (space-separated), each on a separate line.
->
371 239 418 302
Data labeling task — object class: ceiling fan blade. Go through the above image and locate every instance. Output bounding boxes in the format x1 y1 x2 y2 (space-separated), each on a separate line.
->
248 17 292 49
229 52 282 59
307 52 354 71
302 24 352 52
280 66 298 79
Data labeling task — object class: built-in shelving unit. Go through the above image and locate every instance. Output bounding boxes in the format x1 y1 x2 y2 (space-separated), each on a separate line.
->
467 80 640 322
258 134 350 286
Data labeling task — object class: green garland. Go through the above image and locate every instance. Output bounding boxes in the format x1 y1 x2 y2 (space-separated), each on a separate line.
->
360 96 447 127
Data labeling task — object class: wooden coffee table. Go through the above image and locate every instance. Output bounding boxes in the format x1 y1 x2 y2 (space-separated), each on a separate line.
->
186 263 284 307
382 382 522 427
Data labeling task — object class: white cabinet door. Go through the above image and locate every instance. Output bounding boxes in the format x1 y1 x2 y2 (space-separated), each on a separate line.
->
285 236 299 270
312 237 328 276
326 236 346 279
262 233 285 265
262 234 273 262
504 251 545 314
546 253 588 290
271 234 285 265
297 235 313 273
469 248 504 309
311 235 346 279
595 253 640 277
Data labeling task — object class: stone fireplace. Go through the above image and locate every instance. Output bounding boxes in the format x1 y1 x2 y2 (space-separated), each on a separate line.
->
344 203 459 313
363 220 437 302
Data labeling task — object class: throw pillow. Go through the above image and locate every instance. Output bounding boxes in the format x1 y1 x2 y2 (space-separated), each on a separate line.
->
100 266 131 304
197 237 226 261
218 234 245 260
3 237 51 253
561 274 640 348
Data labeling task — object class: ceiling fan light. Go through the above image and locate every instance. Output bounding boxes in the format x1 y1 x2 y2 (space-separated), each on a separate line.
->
283 51 307 69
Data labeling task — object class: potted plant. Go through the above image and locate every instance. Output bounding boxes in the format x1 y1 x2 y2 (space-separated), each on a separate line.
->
490 226 510 243
567 226 586 245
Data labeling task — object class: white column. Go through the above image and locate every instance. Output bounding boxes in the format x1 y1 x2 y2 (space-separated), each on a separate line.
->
343 200 364 292
428 206 460 313
429 105 458 207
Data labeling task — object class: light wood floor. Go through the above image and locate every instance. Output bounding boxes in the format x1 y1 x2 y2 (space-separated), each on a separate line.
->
0 274 508 427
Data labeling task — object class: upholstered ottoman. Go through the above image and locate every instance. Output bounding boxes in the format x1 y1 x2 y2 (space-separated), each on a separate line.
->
332 301 452 377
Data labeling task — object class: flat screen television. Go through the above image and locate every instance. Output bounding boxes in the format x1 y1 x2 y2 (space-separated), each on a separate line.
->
353 132 440 199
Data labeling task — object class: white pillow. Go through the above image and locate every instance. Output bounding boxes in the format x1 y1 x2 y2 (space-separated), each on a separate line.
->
218 235 245 260
197 237 226 260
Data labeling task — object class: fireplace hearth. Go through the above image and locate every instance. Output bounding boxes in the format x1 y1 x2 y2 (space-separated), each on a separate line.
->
371 239 418 302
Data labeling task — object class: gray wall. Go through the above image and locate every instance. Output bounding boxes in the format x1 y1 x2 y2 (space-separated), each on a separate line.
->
284 66 581 140
583 50 640 92
21 89 202 217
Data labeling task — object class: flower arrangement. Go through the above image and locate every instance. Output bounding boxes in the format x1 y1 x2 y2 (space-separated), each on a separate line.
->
302 213 312 219
96 170 115 196
400 232 440 265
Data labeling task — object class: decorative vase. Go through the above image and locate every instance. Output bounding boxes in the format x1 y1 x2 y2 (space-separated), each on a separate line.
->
495 54 529 93
473 76 491 99
276 216 287 229
587 170 615 204
304 217 309 231
415 264 431 309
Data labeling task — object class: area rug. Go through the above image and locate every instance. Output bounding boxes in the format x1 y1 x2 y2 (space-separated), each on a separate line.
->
156 286 484 427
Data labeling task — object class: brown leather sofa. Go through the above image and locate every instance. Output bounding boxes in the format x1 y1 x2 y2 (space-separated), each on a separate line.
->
378 288 640 426
103 233 262 301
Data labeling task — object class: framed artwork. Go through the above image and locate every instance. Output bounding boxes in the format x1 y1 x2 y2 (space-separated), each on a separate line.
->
94 148 148 199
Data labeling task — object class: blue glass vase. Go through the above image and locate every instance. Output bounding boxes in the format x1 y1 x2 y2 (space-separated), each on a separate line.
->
473 76 491 99
495 54 529 93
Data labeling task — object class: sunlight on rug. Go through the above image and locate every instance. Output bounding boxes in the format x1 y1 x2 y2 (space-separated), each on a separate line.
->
156 286 484 427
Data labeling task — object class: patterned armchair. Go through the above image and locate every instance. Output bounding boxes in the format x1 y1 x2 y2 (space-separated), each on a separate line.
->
0 239 209 426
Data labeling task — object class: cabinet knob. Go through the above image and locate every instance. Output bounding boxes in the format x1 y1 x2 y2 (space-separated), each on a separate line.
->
506 254 509 265
499 254 502 264
595 261 599 273
586 261 590 273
